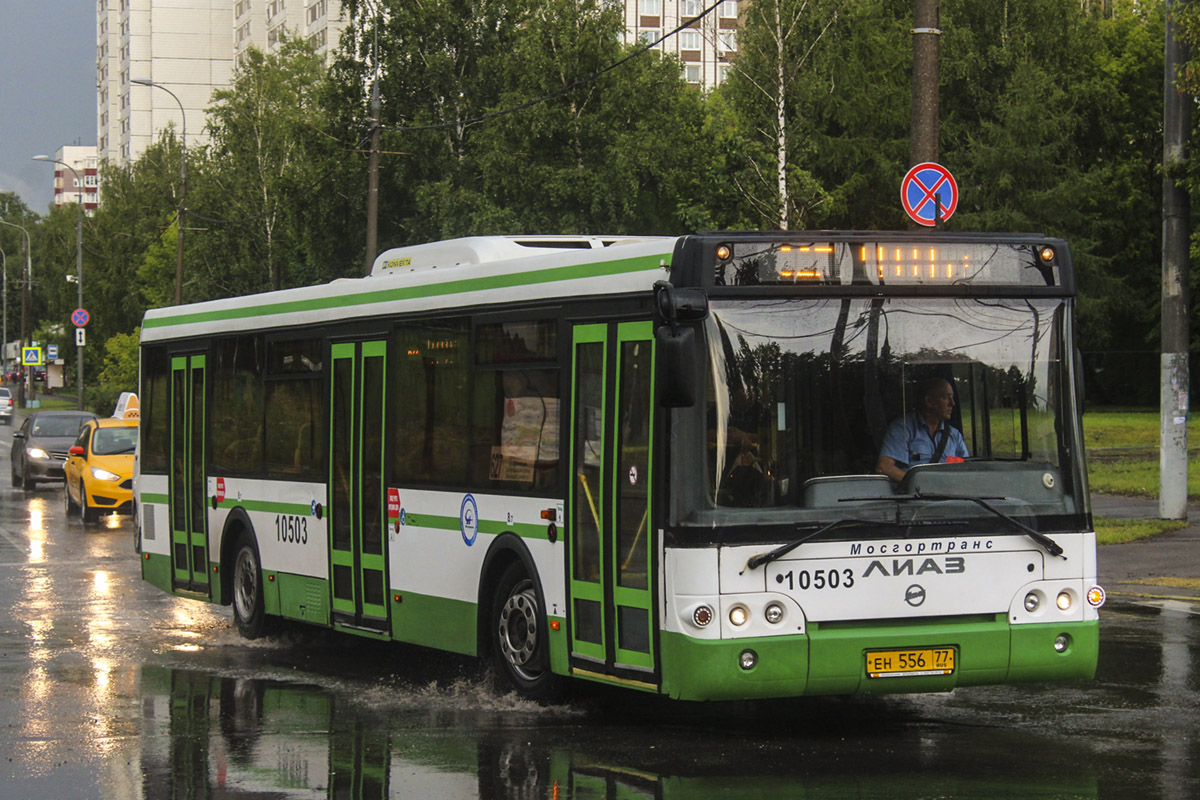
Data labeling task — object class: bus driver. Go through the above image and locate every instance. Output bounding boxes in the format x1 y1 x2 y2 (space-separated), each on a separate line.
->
875 377 969 483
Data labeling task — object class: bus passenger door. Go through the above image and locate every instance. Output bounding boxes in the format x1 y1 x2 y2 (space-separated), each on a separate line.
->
329 340 389 634
169 354 209 594
568 322 657 685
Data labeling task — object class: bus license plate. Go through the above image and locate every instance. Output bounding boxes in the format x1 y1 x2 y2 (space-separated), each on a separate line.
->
865 647 955 679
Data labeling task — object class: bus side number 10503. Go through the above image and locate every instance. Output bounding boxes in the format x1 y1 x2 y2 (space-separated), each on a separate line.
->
775 567 855 591
276 514 309 544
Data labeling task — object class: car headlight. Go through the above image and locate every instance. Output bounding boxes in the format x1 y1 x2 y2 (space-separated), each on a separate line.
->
91 467 122 482
27 448 49 460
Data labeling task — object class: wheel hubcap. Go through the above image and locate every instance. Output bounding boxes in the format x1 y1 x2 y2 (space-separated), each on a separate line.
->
234 549 257 620
498 580 541 680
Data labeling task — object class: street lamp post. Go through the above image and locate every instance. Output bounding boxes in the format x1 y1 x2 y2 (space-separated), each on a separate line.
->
0 245 6 380
132 78 186 305
33 155 85 411
0 219 32 408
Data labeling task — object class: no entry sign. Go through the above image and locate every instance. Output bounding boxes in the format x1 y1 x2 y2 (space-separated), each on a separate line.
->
901 162 958 227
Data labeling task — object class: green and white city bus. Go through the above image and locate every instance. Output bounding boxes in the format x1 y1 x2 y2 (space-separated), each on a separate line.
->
135 231 1104 701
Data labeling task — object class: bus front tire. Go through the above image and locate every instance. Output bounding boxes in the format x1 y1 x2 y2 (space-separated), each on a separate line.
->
232 538 272 639
490 562 562 703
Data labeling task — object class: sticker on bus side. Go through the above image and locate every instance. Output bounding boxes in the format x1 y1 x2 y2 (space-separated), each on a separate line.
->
460 494 479 546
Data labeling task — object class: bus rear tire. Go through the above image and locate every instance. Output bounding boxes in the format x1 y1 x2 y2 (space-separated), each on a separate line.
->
490 562 563 703
232 537 273 639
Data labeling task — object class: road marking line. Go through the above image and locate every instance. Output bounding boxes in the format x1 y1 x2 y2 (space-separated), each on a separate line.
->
0 527 28 551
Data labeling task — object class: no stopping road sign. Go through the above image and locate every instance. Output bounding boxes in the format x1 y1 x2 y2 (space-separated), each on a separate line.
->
901 162 958 227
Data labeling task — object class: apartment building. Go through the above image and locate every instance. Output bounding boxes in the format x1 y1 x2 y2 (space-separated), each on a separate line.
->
623 0 741 88
97 0 345 168
97 0 236 166
233 0 346 64
44 146 100 213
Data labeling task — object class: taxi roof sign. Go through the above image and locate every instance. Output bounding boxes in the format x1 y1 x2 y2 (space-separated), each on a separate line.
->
113 392 140 420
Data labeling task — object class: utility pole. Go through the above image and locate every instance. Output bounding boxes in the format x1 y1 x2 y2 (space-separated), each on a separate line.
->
364 77 381 275
1 246 6 380
910 0 940 167
1160 0 1191 520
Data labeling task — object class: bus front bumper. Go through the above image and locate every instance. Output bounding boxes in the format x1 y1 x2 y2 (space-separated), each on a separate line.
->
659 616 1099 701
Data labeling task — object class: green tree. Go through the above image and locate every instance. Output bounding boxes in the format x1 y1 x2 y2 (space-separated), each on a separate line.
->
198 38 359 294
943 0 1165 353
470 0 709 234
715 0 845 229
336 0 532 247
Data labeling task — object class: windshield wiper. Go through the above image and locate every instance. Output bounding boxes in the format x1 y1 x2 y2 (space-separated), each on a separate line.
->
743 518 878 573
886 491 1065 559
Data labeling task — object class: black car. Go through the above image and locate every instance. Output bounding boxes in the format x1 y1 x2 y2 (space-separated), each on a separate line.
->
11 411 97 490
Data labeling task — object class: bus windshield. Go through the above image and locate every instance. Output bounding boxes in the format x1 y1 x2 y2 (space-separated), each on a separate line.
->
679 296 1086 533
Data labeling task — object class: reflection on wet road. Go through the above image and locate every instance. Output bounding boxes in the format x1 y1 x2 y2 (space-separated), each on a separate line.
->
0 446 1197 798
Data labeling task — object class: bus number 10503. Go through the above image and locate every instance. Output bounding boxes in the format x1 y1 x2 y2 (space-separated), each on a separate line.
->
276 514 309 545
775 567 855 591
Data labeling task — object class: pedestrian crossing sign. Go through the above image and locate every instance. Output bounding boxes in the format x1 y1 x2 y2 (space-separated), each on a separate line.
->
22 347 43 367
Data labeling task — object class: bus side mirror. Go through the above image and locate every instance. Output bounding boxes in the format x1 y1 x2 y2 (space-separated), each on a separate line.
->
657 324 698 408
654 281 706 409
655 281 708 322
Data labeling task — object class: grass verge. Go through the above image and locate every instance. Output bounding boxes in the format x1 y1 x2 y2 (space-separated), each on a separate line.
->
1095 517 1188 545
25 395 75 411
1084 408 1199 500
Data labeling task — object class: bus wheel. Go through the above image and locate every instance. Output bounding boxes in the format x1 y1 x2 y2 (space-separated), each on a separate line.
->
491 562 562 702
232 537 272 639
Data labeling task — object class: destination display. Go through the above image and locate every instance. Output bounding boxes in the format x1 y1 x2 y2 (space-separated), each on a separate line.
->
713 240 1062 288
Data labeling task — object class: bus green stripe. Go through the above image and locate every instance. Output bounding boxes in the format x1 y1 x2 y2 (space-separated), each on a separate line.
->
401 514 548 540
147 494 547 539
144 254 666 330
216 498 314 515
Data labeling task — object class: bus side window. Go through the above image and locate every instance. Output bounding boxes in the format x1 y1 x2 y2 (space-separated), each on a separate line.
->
393 320 471 487
141 345 170 474
212 335 264 475
264 337 325 479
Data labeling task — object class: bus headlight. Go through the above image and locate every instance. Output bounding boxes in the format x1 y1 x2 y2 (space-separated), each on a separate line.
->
1024 592 1040 612
1056 591 1073 611
764 602 784 624
729 605 749 627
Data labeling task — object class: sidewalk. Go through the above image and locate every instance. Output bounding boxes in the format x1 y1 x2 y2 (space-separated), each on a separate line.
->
1093 493 1200 604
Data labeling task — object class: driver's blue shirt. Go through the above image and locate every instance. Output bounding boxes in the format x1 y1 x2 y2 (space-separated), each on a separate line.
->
879 411 968 468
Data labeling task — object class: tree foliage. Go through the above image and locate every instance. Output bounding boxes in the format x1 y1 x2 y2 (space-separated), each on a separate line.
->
8 0 1191 403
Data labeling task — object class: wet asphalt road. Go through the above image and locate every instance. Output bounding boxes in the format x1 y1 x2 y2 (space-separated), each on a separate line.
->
0 430 1198 799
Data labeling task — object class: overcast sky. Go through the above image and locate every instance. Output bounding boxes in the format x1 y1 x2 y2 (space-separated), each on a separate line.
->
0 1 97 215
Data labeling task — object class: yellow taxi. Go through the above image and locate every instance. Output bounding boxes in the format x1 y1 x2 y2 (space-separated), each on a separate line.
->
65 395 139 524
